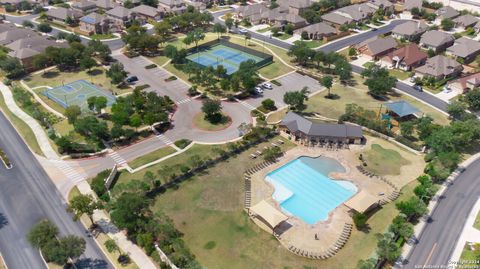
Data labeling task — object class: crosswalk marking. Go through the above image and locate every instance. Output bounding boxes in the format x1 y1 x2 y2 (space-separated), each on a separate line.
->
108 151 127 165
156 134 173 145
176 98 191 105
51 160 86 184
237 100 257 111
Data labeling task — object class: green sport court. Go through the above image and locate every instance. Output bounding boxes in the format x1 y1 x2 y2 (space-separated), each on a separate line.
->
186 42 272 75
43 80 116 110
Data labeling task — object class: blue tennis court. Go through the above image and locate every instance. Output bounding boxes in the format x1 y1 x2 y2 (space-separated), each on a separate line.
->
186 44 265 75
44 80 116 110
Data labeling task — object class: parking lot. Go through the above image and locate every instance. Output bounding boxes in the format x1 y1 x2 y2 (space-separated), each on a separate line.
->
243 72 324 109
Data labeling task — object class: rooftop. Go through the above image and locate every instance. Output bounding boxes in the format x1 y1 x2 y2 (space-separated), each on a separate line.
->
392 21 428 36
385 100 420 117
416 55 463 77
419 30 454 47
383 44 428 66
446 37 480 58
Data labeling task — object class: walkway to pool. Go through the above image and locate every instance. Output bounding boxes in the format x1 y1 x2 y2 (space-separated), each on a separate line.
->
247 142 397 258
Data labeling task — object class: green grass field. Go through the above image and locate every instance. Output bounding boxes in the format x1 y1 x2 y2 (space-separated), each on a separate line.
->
303 75 449 125
128 146 177 169
192 112 232 131
460 243 480 263
363 144 411 176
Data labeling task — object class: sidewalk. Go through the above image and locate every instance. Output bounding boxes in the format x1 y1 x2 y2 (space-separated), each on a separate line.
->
450 198 480 262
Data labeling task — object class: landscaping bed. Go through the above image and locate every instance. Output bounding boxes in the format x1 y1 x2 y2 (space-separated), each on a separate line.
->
0 148 12 168
127 146 177 169
192 112 232 131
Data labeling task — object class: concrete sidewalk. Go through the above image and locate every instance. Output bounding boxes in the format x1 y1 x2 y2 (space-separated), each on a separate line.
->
450 198 480 262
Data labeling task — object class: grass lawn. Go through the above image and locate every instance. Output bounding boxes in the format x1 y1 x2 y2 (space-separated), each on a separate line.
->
147 55 170 67
388 69 412 81
459 243 480 263
90 33 116 40
24 67 132 96
362 144 411 176
474 211 480 231
0 90 44 156
128 146 177 169
266 109 287 124
151 135 418 269
257 26 271 33
303 75 450 125
276 33 292 40
192 112 232 131
294 40 324 49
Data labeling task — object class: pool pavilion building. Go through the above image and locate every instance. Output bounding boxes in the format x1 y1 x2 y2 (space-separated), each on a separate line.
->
279 112 364 146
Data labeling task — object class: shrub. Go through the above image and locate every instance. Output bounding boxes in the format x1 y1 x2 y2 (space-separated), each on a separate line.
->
90 169 111 198
144 63 157 69
271 79 282 86
165 75 177 81
174 139 192 149
134 84 150 91
353 212 368 229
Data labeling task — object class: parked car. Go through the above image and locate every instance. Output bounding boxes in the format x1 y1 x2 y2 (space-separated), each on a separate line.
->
261 82 273 89
409 76 416 83
126 76 138 83
413 85 423 92
254 87 264 94
239 28 248 34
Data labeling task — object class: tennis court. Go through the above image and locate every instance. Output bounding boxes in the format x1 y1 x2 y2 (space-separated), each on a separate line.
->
43 80 116 110
186 43 268 75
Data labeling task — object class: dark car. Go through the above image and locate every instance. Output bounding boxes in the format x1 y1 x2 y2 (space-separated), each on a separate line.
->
126 76 138 83
413 85 423 92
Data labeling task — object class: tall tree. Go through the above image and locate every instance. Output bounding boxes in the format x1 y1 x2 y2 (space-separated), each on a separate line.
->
65 105 81 124
283 87 310 111
213 22 226 40
201 99 223 123
362 64 397 96
67 194 102 224
320 75 334 97
106 63 127 85
27 219 58 249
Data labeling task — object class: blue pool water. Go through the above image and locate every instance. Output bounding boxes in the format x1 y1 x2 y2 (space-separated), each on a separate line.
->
266 156 357 224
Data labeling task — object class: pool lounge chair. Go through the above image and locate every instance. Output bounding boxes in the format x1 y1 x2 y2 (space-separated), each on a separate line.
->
255 150 262 155
250 154 257 159
277 139 284 144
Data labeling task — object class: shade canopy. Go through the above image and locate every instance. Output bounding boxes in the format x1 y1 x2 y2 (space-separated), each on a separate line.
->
344 191 380 213
385 100 420 117
250 200 289 230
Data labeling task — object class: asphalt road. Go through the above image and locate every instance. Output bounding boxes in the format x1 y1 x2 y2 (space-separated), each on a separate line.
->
403 158 480 268
0 112 112 269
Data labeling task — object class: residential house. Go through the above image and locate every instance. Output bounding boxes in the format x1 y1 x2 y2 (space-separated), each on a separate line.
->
93 0 116 10
322 3 376 27
188 1 206 12
131 4 162 23
0 0 38 9
79 12 109 34
355 37 398 60
71 0 97 14
446 37 480 63
6 35 68 69
0 22 16 34
367 0 394 13
106 6 132 30
403 0 422 11
277 0 312 15
415 55 463 79
419 30 455 52
157 0 187 14
235 3 268 23
264 12 307 30
435 6 460 23
447 72 480 93
453 14 479 30
296 22 337 40
46 7 83 24
279 112 364 146
391 21 428 41
380 44 428 71
0 27 36 45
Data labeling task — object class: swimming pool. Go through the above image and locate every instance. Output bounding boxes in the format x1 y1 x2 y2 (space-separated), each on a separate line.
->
266 156 357 224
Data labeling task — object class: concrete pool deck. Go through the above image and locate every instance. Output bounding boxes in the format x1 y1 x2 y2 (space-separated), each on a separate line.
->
248 135 425 258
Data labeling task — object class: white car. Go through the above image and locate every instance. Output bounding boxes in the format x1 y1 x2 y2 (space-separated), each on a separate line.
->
254 87 264 94
238 28 248 34
261 82 273 89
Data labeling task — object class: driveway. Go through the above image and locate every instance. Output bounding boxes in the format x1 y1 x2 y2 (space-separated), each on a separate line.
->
243 72 323 109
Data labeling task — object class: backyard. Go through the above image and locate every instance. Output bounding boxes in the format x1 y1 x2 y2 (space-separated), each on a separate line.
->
147 135 420 269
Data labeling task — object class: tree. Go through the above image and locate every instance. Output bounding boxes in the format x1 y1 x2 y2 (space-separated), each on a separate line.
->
0 57 25 78
32 54 50 72
357 258 377 269
185 28 205 52
301 31 309 40
396 196 427 220
261 98 276 111
271 27 280 36
446 101 469 120
376 232 401 263
441 18 454 31
27 219 58 249
225 17 234 32
154 20 171 47
389 215 414 239
263 146 282 162
22 20 34 28
67 194 102 224
80 56 96 72
65 105 81 124
87 96 97 111
362 64 397 96
104 239 120 254
59 235 86 262
110 192 150 232
129 113 142 130
107 63 127 85
283 87 310 111
284 23 294 35
213 22 226 39
202 99 222 123
37 22 52 33
399 121 415 138
94 96 107 113
87 39 111 62
464 88 480 111
334 58 352 82
352 212 368 229
348 47 356 57
320 75 334 97
287 41 315 66
65 15 75 26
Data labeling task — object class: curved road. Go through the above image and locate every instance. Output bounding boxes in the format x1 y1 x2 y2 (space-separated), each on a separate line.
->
0 112 112 269
403 158 480 268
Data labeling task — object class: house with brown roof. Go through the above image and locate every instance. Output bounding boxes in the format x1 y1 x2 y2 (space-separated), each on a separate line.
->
46 7 83 24
435 6 460 22
446 37 480 63
447 72 480 93
277 0 312 15
367 0 394 13
93 0 116 10
453 14 479 30
296 22 337 40
355 37 398 60
403 0 422 11
391 21 428 41
0 27 36 45
157 0 187 14
380 44 428 71
79 12 109 35
105 6 132 29
415 55 463 80
71 0 97 13
131 4 162 23
419 30 455 52
321 3 376 27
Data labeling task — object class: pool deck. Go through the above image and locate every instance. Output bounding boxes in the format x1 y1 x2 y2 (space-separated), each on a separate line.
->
249 142 396 257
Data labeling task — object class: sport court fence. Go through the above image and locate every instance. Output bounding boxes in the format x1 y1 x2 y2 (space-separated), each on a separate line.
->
186 38 273 73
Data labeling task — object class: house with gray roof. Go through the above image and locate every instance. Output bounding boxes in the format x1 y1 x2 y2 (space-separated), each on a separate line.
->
279 112 364 146
79 12 109 35
46 7 83 24
453 14 479 30
367 0 394 13
106 6 132 29
321 3 376 27
277 0 312 15
391 21 428 41
296 22 337 40
415 55 463 80
0 27 36 45
71 0 97 13
403 0 422 11
321 12 354 26
0 22 16 34
435 6 460 21
157 0 186 14
419 30 455 52
93 0 116 10
131 4 162 23
446 37 480 63
355 37 398 60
